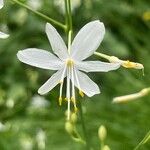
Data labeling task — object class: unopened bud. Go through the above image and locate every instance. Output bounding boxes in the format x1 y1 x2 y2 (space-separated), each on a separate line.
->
71 113 78 124
65 121 74 135
113 88 150 103
103 145 111 150
98 125 107 141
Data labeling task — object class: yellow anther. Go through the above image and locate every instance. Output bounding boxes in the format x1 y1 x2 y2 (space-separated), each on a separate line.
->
142 11 150 21
59 97 63 106
71 97 78 113
66 59 74 67
79 90 84 97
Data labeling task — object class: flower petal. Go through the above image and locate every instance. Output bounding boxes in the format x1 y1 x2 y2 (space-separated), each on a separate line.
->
38 69 65 95
71 20 105 61
74 69 100 97
0 0 3 9
76 61 121 72
46 23 69 60
17 48 63 70
0 31 9 39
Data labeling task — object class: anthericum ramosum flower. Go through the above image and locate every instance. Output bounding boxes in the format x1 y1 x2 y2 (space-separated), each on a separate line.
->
17 20 120 119
0 0 3 9
0 0 9 39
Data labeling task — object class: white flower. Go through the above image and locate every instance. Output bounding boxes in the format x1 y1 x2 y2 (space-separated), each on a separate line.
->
0 0 3 9
17 20 120 119
0 0 9 39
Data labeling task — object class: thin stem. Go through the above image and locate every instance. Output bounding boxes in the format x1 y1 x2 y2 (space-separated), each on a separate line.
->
78 99 90 150
68 30 72 54
94 52 111 60
68 0 73 31
100 141 104 150
65 0 73 42
11 0 66 30
65 0 69 32
134 130 150 150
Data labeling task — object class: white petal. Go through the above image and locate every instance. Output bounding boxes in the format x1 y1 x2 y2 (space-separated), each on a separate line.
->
74 69 100 97
17 48 63 70
0 0 3 9
76 61 121 72
38 69 65 95
71 20 105 61
46 23 69 60
0 31 9 39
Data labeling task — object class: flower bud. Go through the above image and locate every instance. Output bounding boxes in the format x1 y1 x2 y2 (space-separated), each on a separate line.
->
103 145 111 150
98 125 107 141
113 88 150 103
71 113 78 124
65 121 74 135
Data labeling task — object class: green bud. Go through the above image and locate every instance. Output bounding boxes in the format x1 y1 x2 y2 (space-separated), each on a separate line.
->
98 125 107 141
71 113 78 124
103 145 111 150
65 121 74 135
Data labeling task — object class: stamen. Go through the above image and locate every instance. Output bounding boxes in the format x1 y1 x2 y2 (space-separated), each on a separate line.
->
58 65 67 106
59 97 62 106
74 68 84 97
71 97 78 113
71 66 78 112
79 90 84 97
66 67 71 120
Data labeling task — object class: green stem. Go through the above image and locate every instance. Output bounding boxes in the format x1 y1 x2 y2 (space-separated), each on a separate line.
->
78 100 90 150
100 141 104 150
11 0 66 30
68 30 72 54
68 0 73 32
65 0 73 39
134 130 150 150
65 0 69 32
94 52 111 60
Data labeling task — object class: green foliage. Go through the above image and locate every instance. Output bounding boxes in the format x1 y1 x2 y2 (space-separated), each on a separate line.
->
0 0 150 149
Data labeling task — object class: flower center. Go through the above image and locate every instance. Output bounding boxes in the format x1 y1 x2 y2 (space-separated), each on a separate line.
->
58 58 84 120
66 59 74 67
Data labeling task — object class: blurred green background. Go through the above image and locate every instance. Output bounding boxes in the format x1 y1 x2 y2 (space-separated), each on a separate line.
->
0 0 150 149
